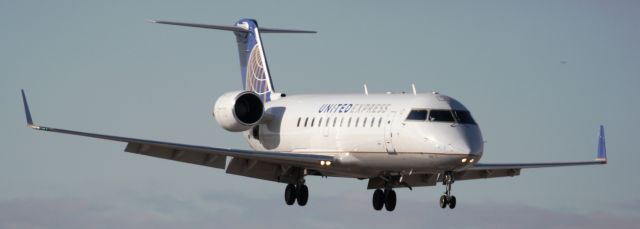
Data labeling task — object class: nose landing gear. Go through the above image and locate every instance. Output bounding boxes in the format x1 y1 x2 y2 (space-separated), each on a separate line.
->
439 171 456 209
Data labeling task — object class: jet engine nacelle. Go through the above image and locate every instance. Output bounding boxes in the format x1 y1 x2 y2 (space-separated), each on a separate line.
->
213 91 264 132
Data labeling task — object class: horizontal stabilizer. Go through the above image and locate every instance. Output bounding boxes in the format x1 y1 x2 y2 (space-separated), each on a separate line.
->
260 27 317 34
150 20 317 33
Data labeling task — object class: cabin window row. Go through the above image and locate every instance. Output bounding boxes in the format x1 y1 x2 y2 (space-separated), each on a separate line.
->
296 116 384 128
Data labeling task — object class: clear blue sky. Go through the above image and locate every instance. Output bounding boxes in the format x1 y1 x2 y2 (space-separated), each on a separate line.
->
1 0 639 228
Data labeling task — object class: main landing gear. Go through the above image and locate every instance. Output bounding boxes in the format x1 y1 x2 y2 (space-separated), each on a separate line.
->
372 188 397 211
439 172 456 209
284 183 309 206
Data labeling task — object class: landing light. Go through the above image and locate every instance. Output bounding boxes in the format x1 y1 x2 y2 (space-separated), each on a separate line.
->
461 158 467 163
320 160 332 166
470 159 475 163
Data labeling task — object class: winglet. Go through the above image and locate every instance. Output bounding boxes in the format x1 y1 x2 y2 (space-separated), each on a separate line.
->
596 125 607 163
21 89 42 130
21 89 34 125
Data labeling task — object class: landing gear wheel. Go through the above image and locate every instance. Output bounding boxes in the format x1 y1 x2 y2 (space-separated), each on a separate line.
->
284 184 296 205
296 185 309 206
439 171 457 210
439 195 448 209
448 196 456 209
372 189 384 211
384 189 397 211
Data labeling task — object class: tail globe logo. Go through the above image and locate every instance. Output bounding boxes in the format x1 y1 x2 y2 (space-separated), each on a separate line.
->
246 44 271 102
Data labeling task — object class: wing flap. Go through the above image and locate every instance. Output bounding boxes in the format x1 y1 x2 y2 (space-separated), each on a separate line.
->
226 158 282 182
468 161 604 170
124 142 226 169
451 168 521 181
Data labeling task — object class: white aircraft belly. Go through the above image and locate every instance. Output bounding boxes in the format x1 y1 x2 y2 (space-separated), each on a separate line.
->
322 152 470 177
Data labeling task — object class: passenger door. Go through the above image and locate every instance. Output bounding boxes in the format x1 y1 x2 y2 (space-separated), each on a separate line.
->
384 111 397 154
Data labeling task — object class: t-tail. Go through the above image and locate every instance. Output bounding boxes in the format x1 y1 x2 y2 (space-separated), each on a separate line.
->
150 19 316 102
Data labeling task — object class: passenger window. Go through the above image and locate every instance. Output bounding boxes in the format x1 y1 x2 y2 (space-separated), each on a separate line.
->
340 117 344 127
311 117 315 127
348 117 352 127
297 117 301 127
304 117 309 127
429 110 455 122
406 109 428 121
319 117 323 127
355 117 360 127
371 117 375 127
325 117 330 127
333 117 337 127
363 117 367 127
378 117 383 127
453 110 477 125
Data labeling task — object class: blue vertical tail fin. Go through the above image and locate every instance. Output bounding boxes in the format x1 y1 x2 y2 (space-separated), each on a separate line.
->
234 19 274 102
150 19 316 102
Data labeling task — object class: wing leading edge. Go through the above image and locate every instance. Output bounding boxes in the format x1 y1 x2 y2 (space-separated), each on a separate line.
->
20 90 334 175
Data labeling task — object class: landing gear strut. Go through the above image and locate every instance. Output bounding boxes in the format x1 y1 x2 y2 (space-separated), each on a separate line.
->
439 171 456 209
284 183 309 206
372 188 397 211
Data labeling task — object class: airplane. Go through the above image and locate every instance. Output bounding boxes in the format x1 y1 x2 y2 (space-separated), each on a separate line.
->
20 18 607 212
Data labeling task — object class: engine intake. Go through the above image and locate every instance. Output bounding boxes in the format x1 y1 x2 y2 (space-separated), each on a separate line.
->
213 91 264 132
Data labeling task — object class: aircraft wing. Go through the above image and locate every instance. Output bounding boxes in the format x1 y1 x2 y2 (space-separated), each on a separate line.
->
20 90 334 181
450 126 607 181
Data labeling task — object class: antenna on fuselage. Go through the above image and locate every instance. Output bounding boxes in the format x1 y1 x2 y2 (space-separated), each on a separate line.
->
411 83 417 95
363 84 369 95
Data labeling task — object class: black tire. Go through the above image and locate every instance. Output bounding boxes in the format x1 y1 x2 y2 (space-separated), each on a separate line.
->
439 195 448 209
284 184 296 205
384 189 397 211
372 189 384 211
448 196 456 209
296 185 309 206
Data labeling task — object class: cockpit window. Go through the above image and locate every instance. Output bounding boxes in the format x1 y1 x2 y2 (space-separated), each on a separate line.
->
429 110 455 122
453 110 476 125
406 109 428 121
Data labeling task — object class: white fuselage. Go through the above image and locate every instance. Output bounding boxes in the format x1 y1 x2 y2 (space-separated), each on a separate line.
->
244 93 484 177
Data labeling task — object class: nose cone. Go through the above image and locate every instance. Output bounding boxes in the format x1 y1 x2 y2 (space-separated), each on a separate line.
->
451 142 472 154
452 125 484 156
